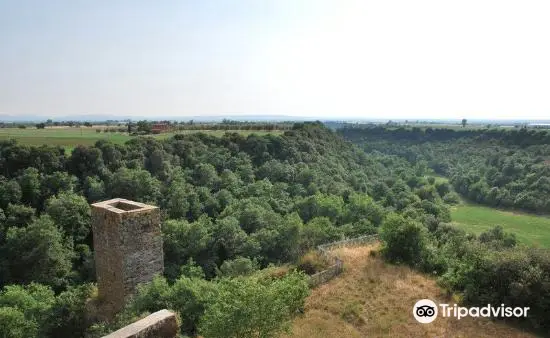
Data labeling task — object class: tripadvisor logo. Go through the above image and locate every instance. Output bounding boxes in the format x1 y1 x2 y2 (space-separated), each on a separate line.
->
413 299 438 323
413 299 530 323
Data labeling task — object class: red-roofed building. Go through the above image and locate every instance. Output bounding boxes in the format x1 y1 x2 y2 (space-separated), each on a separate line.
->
151 123 170 133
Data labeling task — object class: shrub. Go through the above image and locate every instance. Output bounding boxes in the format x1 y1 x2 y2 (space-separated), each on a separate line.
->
296 251 329 275
340 301 365 326
217 257 259 277
380 213 427 266
478 226 517 249
443 191 461 204
198 271 309 338
458 248 550 330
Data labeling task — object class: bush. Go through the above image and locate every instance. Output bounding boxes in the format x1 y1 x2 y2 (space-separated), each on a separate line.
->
44 284 96 337
478 226 517 249
217 257 259 277
457 248 550 330
380 213 427 266
443 192 461 204
340 301 365 326
0 307 38 338
296 251 329 275
198 271 309 338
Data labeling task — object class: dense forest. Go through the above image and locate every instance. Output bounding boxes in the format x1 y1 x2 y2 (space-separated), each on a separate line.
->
341 126 550 213
0 123 549 337
340 125 550 332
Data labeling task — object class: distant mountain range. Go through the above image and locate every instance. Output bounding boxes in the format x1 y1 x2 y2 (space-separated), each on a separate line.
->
1 113 550 125
0 114 320 123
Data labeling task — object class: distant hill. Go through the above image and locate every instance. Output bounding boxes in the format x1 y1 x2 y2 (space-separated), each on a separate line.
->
0 114 319 123
3 113 550 125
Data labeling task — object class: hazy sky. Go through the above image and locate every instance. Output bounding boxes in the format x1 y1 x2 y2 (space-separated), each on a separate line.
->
1 0 550 120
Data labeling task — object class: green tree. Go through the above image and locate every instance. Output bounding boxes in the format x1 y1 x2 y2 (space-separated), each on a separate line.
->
162 216 215 279
68 146 105 180
300 217 340 251
344 193 385 225
198 271 309 338
83 176 106 202
0 283 55 336
40 172 77 200
217 257 259 277
17 168 41 208
0 177 22 208
4 204 35 228
212 216 258 263
136 120 152 133
380 213 427 266
0 307 38 338
45 283 96 337
45 192 91 243
1 216 74 287
108 168 161 203
126 275 215 336
193 163 219 188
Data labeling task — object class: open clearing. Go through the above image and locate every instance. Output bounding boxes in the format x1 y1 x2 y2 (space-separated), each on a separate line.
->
285 244 536 338
428 175 550 248
0 127 283 151
451 204 550 248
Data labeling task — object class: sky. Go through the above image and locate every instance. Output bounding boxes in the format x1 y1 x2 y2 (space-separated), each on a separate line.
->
1 0 550 120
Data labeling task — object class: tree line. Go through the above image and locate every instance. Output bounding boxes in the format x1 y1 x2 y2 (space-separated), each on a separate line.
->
340 125 550 333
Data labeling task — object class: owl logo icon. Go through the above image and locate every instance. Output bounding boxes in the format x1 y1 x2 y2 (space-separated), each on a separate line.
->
413 299 438 323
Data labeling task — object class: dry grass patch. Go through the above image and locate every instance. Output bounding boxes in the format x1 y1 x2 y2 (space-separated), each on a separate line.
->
284 244 537 338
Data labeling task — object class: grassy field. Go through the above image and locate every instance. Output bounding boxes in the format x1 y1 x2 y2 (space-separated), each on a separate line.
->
427 174 550 248
0 127 130 148
0 127 283 151
285 243 535 338
451 204 550 248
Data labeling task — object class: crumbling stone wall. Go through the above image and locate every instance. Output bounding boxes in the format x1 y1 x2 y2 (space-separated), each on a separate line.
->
91 198 163 318
101 310 178 338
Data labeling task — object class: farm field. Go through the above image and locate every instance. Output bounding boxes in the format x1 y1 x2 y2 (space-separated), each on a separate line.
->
427 174 550 248
285 243 535 338
451 204 550 248
0 127 283 151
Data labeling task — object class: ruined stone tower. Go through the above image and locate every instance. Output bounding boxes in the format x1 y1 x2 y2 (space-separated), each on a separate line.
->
91 198 163 318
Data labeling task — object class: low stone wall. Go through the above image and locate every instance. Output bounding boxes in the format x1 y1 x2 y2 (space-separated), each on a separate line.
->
101 310 178 338
309 235 379 287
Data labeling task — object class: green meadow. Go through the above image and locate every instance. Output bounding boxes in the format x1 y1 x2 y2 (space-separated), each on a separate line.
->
0 127 283 152
451 203 550 248
0 127 130 150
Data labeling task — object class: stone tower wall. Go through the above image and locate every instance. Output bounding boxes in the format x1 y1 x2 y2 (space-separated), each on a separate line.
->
91 198 163 318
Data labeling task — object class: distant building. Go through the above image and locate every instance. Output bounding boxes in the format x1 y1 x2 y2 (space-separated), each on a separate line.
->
151 123 170 133
527 123 550 129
